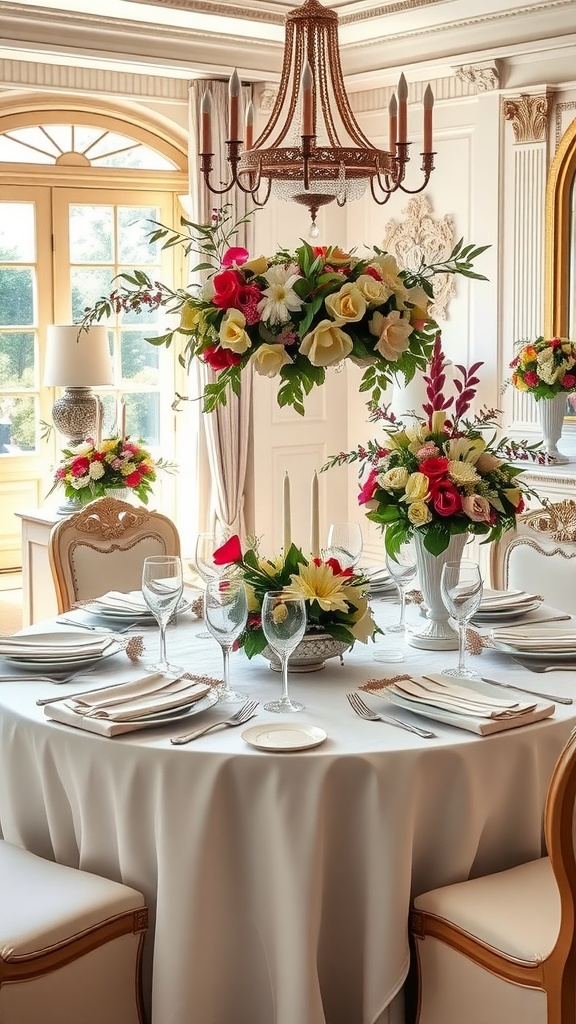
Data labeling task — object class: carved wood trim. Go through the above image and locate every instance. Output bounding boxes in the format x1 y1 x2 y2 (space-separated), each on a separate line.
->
523 499 576 542
454 61 501 93
502 93 552 144
72 499 151 540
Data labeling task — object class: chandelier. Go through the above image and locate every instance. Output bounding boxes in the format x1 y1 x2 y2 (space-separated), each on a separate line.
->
199 0 435 237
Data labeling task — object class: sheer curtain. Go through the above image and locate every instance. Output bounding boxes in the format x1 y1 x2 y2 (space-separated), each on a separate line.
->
189 80 254 540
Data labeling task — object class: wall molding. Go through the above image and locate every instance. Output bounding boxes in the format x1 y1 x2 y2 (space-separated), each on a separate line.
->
502 92 552 144
0 59 190 101
454 61 502 93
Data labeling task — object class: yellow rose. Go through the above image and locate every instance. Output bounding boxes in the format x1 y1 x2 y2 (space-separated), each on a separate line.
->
180 299 201 331
382 466 409 490
300 319 353 367
407 500 432 526
403 472 430 503
368 310 413 361
242 255 268 276
251 343 292 378
219 308 251 354
324 283 366 322
354 274 391 307
405 284 431 322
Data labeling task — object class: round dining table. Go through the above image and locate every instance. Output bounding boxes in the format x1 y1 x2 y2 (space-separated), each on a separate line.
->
0 603 575 1024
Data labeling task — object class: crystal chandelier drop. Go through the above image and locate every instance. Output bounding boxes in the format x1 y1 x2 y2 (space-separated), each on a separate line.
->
199 0 435 237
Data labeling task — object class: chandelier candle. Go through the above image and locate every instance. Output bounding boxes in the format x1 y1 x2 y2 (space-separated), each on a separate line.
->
311 472 320 558
283 472 292 553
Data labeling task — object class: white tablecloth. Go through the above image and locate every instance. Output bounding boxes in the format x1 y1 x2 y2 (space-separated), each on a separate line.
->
1 605 575 1024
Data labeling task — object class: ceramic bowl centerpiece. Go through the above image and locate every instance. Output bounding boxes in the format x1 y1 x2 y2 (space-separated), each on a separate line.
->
209 534 380 668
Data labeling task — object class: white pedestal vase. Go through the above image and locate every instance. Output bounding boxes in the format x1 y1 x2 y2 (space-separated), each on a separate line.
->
537 394 569 464
409 532 467 650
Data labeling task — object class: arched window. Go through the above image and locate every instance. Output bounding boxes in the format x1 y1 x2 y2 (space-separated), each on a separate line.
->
0 104 188 568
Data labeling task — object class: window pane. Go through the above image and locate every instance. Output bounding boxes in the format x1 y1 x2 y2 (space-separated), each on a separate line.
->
118 207 160 264
95 147 176 171
0 203 35 261
70 205 114 263
71 267 115 322
125 392 159 445
121 331 159 384
0 137 52 163
0 268 34 326
8 127 61 158
0 332 35 388
0 395 37 453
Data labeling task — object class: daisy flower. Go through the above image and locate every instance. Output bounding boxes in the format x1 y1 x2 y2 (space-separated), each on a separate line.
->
257 264 304 326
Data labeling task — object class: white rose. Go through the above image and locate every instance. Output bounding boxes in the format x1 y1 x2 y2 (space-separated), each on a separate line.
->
369 310 413 361
300 319 353 367
252 344 292 378
324 283 366 322
219 308 252 354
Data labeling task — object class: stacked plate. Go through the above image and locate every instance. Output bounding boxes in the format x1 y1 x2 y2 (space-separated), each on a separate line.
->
491 624 576 662
81 590 190 623
471 588 542 624
362 566 397 598
0 632 123 673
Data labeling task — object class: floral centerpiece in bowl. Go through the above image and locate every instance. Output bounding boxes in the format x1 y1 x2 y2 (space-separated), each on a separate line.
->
212 534 380 670
508 335 576 464
325 335 543 649
80 205 488 416
49 436 166 507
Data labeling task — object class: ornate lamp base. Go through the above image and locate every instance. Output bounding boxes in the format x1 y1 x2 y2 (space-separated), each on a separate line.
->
52 387 98 446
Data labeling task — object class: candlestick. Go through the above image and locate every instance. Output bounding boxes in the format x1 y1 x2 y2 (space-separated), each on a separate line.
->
301 61 314 136
423 84 434 153
310 472 320 558
245 100 255 151
200 90 212 154
229 70 240 141
283 472 291 554
397 73 408 145
388 93 397 154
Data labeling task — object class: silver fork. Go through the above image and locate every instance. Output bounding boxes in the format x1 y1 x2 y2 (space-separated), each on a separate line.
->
346 692 436 739
170 699 259 745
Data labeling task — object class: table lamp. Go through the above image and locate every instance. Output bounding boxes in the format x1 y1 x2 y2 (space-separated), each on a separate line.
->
44 324 113 446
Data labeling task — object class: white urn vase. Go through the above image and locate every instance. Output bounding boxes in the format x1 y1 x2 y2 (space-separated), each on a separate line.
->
409 532 468 650
537 394 569 464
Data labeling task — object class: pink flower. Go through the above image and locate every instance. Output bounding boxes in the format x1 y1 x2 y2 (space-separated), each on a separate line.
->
416 443 440 461
524 371 539 388
221 246 249 268
56 467 67 479
213 534 243 565
111 458 122 469
561 373 576 389
461 494 491 523
212 269 242 310
358 468 379 505
71 456 89 477
237 284 262 325
125 471 142 487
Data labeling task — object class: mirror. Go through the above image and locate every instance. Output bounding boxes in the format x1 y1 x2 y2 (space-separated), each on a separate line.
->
545 118 576 415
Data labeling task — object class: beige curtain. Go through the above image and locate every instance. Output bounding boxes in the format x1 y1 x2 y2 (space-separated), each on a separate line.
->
189 80 254 540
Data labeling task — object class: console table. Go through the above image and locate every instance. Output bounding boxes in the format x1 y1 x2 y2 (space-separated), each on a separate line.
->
517 459 576 506
14 508 60 625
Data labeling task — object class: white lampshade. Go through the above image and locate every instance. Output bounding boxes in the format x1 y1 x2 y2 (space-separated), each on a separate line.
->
44 324 114 387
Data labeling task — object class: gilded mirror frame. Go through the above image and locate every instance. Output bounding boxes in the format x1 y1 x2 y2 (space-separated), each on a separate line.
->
545 117 576 338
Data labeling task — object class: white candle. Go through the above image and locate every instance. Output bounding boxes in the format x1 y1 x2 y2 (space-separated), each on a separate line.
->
120 398 127 440
423 84 434 152
397 73 408 144
388 93 397 155
310 471 320 558
229 69 240 141
245 100 255 151
283 472 291 554
301 61 314 136
200 90 212 154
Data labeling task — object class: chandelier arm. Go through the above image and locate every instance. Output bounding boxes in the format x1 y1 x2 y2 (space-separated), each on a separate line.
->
252 21 299 149
249 177 273 208
369 176 395 206
317 30 340 146
397 151 435 194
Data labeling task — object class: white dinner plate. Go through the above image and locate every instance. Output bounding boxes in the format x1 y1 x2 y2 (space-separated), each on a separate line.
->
472 599 543 623
119 688 219 725
491 639 576 661
241 723 327 752
83 597 190 622
0 633 124 672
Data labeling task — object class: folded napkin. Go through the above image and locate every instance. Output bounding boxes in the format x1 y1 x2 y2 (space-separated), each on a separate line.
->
44 672 214 736
362 673 554 735
492 625 576 651
478 589 541 611
0 634 117 661
83 591 151 614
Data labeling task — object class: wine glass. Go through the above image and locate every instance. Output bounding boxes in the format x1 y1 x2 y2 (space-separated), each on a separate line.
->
324 523 363 569
261 592 307 713
440 560 483 679
204 578 248 703
142 555 184 675
385 541 417 634
194 531 232 638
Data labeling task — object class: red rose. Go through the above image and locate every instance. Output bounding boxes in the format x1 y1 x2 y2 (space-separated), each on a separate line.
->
524 371 539 388
125 471 142 488
551 338 562 348
213 534 243 565
212 269 242 309
70 456 89 477
419 456 450 480
358 468 379 505
429 480 462 517
202 346 242 372
561 374 576 389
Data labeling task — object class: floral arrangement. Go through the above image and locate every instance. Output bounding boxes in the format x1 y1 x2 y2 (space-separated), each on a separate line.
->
49 436 164 505
80 205 488 416
212 534 380 657
324 336 543 557
508 336 576 399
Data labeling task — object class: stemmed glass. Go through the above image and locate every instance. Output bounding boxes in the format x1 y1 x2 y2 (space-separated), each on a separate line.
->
194 531 231 638
204 578 248 703
261 592 307 713
440 560 483 679
142 555 184 675
385 541 417 634
324 523 363 569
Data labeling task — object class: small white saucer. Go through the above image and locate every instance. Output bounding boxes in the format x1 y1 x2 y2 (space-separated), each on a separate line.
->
242 723 327 752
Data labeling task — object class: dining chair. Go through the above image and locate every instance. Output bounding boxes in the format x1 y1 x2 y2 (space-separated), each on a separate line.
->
410 725 576 1024
0 839 148 1024
49 495 181 613
489 499 576 612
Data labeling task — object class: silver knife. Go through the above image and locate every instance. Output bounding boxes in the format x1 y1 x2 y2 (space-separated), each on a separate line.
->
480 676 572 705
